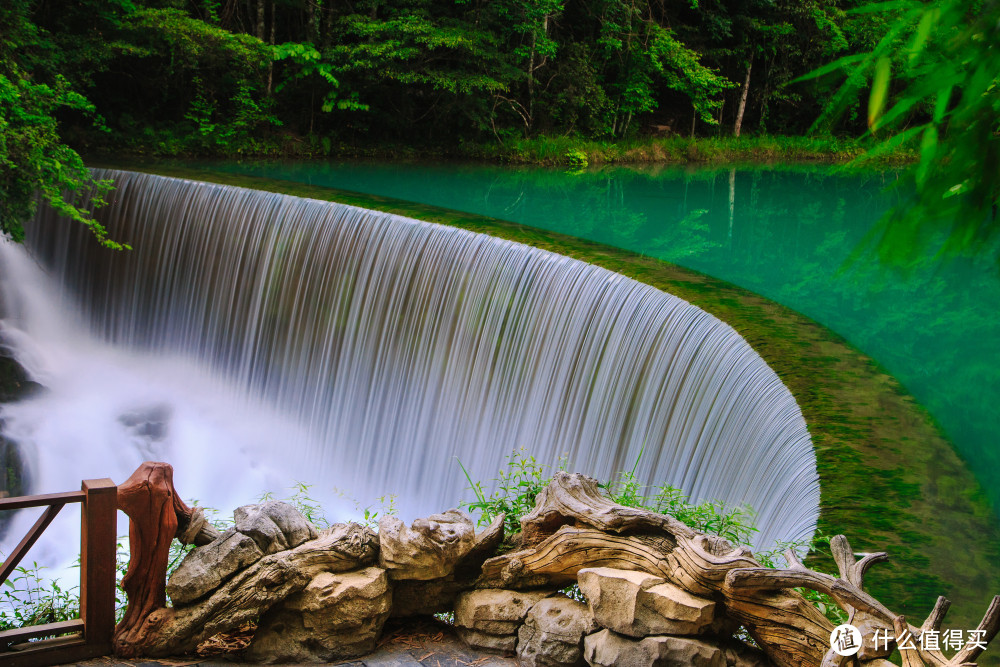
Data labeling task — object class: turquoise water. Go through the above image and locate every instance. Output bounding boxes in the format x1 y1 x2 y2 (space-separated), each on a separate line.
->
200 160 1000 514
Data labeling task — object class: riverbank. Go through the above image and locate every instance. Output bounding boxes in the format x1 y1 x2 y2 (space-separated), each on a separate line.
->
80 133 912 168
97 162 999 642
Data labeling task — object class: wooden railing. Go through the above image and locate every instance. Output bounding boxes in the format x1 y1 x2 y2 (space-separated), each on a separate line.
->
0 479 117 667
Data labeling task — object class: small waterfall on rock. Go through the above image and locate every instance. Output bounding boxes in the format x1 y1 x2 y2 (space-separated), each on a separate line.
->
1 169 818 550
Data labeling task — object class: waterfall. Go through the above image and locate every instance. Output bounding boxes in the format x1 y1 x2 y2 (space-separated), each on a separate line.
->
1 169 818 550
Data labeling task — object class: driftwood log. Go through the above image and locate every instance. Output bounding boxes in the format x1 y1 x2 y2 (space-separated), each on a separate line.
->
480 472 1000 667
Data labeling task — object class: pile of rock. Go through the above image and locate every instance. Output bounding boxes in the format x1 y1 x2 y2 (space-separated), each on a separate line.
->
451 569 769 667
158 497 772 666
111 464 1000 667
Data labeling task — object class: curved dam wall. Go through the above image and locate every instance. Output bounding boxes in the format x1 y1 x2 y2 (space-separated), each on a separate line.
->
5 169 819 549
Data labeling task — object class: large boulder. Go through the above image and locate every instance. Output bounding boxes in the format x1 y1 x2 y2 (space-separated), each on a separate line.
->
234 501 318 554
577 567 715 637
166 529 264 605
583 629 725 667
454 588 550 653
517 596 598 666
391 514 507 617
246 566 391 663
379 509 477 580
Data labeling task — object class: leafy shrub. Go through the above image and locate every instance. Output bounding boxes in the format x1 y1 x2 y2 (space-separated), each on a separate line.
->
564 148 589 168
459 447 553 535
0 562 79 634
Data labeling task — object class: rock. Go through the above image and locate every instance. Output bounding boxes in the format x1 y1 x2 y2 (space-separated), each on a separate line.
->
518 596 598 666
392 515 507 617
454 513 506 579
166 529 264 605
234 501 318 554
246 566 391 663
577 567 715 637
455 588 551 635
379 509 477 580
391 575 473 617
719 638 775 667
455 627 520 653
583 629 724 667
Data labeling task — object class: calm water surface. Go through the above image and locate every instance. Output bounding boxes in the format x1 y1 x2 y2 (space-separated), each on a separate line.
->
204 160 1000 514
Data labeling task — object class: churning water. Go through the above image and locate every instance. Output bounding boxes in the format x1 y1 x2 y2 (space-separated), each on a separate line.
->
0 169 818 552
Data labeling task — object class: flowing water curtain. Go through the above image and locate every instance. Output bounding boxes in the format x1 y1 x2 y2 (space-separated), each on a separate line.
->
24 170 819 549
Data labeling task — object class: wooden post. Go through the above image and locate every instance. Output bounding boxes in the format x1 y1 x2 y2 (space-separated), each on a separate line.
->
80 478 117 655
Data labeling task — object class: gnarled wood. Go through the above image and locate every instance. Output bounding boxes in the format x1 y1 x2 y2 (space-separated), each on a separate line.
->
951 595 1000 666
176 505 221 546
520 472 698 546
114 462 183 657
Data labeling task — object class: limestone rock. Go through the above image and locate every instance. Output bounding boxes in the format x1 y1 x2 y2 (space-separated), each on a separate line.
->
583 629 724 667
517 596 598 666
166 529 264 605
454 513 506 579
246 566 391 663
234 501 318 554
378 509 477 580
577 567 715 637
455 588 550 635
456 627 519 653
391 575 473 617
392 514 507 617
719 639 776 667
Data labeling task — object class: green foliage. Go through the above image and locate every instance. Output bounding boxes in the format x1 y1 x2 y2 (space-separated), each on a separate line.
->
603 470 760 547
806 0 1000 263
563 148 588 167
273 42 365 114
459 447 552 535
0 561 79 635
0 68 121 248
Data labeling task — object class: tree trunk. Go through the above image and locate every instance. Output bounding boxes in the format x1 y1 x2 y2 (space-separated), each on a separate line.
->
734 61 752 137
266 0 275 96
256 0 264 40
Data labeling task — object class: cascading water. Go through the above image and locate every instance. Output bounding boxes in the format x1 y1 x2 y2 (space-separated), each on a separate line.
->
0 169 818 553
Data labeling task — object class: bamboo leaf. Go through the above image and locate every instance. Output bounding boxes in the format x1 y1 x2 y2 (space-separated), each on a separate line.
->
933 86 952 124
868 56 892 128
908 8 938 63
915 125 939 185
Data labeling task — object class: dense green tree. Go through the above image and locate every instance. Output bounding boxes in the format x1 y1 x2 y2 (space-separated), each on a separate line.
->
0 3 120 247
